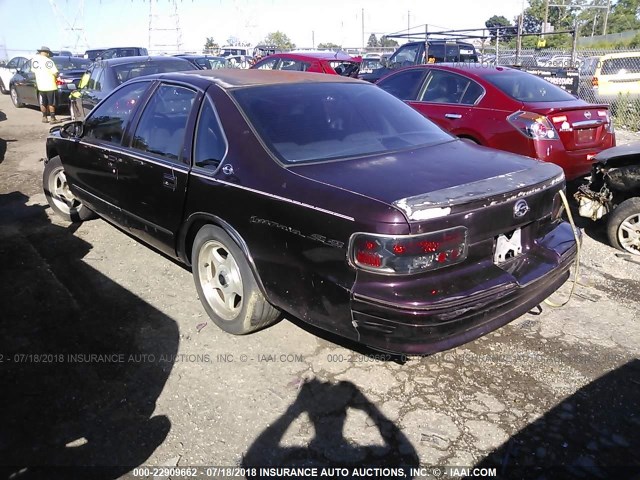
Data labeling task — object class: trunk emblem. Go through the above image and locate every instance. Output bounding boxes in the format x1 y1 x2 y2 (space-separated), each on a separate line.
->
514 199 530 218
584 111 592 119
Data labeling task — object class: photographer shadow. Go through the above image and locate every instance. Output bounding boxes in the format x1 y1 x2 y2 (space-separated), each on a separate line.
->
243 379 418 478
0 192 179 479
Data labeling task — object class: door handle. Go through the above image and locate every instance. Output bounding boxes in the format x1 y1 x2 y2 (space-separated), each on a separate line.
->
107 154 120 173
445 113 463 119
162 172 177 191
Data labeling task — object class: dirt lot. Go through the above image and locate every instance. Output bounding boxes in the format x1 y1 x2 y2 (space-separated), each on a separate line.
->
0 94 638 479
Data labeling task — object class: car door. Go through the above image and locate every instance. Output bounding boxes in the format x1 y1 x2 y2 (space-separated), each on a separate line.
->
409 69 485 139
116 82 200 255
64 81 153 222
14 60 38 106
80 64 106 116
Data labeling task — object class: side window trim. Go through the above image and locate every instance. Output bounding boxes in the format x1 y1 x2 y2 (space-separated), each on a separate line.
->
191 96 229 175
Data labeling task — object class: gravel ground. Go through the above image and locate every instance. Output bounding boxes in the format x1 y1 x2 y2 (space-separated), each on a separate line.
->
0 95 638 480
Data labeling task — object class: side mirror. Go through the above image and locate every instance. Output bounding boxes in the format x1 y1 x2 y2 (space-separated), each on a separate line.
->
60 120 84 139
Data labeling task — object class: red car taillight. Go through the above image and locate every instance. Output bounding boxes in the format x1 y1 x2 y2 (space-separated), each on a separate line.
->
508 111 558 140
349 227 468 274
592 76 599 88
56 79 65 86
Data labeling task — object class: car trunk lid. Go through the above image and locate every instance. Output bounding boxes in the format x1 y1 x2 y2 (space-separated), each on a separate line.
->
525 101 612 152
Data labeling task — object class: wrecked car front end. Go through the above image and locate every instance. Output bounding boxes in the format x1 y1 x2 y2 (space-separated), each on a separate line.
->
575 144 640 254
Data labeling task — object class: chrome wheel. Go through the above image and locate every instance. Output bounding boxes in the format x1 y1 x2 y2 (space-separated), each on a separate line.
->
197 240 244 321
48 166 78 215
618 212 640 254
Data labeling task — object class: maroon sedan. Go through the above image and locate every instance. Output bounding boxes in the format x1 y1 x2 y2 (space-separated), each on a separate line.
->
377 64 616 180
251 51 360 77
43 70 577 355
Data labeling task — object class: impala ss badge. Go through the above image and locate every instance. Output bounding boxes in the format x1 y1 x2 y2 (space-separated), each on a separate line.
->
513 199 530 218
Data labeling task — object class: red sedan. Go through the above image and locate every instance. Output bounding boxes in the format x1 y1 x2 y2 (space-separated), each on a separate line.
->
377 64 616 180
251 51 360 77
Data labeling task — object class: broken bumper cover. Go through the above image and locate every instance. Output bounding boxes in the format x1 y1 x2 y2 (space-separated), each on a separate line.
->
349 222 578 355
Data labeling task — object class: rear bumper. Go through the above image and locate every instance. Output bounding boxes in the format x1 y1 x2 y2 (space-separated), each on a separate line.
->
349 222 578 355
533 138 615 181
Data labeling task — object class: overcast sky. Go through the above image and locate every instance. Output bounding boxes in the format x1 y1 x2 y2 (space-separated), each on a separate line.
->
1 0 524 57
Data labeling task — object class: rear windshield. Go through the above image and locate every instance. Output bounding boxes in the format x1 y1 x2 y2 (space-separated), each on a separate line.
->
485 70 576 102
601 57 640 75
232 83 452 164
54 57 92 70
113 60 193 85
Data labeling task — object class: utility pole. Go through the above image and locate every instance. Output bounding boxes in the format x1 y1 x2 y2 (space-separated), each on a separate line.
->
603 0 611 36
543 0 549 37
362 8 365 51
407 10 411 39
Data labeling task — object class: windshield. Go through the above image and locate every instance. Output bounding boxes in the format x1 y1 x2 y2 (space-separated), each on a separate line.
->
485 70 576 102
232 83 452 164
54 57 92 70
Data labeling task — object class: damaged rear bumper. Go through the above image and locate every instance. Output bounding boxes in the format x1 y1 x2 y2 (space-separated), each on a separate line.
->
348 222 578 355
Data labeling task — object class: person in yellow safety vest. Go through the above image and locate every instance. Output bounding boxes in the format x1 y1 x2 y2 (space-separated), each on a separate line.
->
31 46 59 123
69 71 89 120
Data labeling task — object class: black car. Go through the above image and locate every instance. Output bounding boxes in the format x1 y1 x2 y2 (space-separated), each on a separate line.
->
175 55 228 70
96 47 149 60
69 56 195 120
43 70 577 355
9 56 92 110
84 48 106 61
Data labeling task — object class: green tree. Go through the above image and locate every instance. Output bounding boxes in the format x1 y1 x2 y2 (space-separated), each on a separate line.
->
379 36 399 47
203 37 219 54
485 15 516 43
263 31 296 51
317 42 342 50
367 33 379 47
607 0 640 33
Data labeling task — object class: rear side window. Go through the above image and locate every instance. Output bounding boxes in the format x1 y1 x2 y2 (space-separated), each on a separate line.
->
279 59 310 71
84 82 150 144
193 99 227 170
601 57 640 75
131 84 197 161
113 60 193 85
419 70 484 105
87 67 103 91
485 71 575 102
377 69 427 100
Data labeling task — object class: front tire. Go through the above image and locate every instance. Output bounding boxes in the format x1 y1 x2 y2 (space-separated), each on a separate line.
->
192 225 279 335
607 197 640 255
43 156 95 222
10 86 23 107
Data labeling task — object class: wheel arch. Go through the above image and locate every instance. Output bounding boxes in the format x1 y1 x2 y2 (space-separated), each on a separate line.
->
178 213 271 300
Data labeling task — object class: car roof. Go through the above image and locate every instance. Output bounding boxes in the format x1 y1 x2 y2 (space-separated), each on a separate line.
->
155 69 364 89
599 51 640 60
97 55 192 66
273 51 355 61
387 63 519 80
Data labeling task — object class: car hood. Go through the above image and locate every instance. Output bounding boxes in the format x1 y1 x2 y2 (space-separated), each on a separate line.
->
289 139 563 218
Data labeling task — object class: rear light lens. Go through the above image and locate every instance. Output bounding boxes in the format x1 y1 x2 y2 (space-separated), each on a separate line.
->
598 109 614 133
349 227 468 274
507 111 557 140
592 76 599 88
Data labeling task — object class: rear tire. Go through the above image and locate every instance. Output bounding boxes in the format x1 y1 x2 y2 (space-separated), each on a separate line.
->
0 78 7 95
607 197 640 255
43 156 95 222
192 225 279 335
10 86 23 107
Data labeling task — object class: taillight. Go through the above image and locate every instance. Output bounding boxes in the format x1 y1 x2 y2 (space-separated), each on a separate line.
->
592 76 599 88
508 111 557 140
598 109 614 133
56 79 65 86
349 227 468 274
